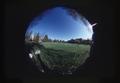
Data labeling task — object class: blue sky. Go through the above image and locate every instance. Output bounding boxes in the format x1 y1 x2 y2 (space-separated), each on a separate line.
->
26 7 93 41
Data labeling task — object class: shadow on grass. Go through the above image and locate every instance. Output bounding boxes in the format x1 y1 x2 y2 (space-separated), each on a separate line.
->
40 47 90 74
25 42 90 75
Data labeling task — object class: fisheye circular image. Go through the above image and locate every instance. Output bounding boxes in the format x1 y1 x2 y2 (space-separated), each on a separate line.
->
25 6 96 75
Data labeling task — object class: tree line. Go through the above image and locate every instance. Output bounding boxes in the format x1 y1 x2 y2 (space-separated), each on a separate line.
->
67 38 92 45
25 31 92 45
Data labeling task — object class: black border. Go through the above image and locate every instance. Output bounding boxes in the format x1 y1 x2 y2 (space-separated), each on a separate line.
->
3 0 117 83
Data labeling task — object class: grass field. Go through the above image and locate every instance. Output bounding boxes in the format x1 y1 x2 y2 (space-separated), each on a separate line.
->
38 42 90 73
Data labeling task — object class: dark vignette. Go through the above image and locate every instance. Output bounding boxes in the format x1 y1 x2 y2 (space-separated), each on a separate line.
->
3 0 116 83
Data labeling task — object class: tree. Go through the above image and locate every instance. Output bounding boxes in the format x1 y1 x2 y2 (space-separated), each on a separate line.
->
67 39 75 43
33 32 40 43
25 31 32 41
43 35 49 42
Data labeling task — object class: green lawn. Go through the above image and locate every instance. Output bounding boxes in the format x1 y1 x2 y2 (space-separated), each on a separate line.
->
43 42 89 52
39 42 90 71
